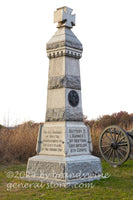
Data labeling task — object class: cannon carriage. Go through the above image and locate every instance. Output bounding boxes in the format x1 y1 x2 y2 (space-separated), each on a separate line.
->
99 125 133 167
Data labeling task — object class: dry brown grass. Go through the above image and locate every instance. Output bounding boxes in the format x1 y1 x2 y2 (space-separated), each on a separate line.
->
0 111 133 163
0 121 43 163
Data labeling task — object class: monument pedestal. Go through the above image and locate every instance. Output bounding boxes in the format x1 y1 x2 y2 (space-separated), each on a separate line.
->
26 121 102 186
25 6 102 186
26 155 101 186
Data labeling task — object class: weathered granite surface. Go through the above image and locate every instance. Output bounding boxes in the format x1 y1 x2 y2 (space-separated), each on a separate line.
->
48 75 81 90
26 155 102 186
46 88 83 122
46 27 83 52
46 108 83 121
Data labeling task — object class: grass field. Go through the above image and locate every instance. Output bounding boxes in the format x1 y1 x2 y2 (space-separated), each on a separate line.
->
0 159 133 200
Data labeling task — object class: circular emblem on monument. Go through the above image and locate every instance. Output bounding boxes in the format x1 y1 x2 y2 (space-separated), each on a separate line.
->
68 90 79 107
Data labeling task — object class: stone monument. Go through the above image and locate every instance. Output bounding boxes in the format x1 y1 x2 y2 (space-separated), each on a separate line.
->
26 6 102 186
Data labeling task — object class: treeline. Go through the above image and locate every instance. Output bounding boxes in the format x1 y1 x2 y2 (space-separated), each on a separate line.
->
85 111 133 131
0 111 133 163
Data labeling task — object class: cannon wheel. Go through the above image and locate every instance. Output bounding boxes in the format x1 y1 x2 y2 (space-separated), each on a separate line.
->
99 125 131 167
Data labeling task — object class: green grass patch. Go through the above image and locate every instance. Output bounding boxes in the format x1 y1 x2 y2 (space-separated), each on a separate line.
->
0 160 133 200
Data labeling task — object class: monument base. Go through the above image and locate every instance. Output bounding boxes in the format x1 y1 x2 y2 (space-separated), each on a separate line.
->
25 155 102 186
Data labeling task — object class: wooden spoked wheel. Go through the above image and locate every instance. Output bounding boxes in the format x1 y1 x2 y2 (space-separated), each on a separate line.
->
99 125 131 167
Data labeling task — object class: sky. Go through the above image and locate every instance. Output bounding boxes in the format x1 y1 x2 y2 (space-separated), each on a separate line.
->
0 0 133 126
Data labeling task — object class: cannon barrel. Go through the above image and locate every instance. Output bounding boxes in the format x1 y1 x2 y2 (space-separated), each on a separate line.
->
127 131 133 147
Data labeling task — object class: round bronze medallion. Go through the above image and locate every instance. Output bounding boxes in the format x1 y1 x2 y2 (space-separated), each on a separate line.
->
68 90 79 107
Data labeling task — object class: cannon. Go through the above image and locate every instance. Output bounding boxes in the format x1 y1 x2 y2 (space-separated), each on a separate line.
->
99 125 133 167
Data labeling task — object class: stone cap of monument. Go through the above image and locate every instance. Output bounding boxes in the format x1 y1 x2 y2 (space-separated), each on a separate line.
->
46 6 83 52
54 6 75 29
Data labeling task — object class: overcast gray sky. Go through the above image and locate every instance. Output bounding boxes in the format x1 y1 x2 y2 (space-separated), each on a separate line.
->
0 0 133 126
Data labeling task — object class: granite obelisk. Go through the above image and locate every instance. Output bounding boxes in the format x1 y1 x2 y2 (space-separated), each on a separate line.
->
26 6 102 186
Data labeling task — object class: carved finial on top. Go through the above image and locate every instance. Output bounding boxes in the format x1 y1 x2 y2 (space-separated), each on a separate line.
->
54 6 75 29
